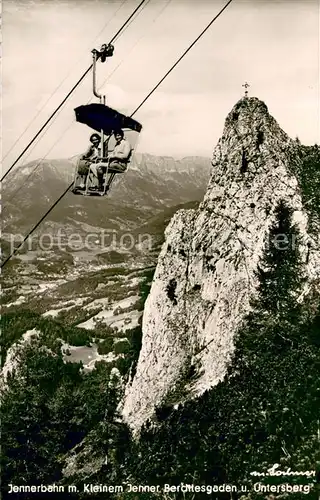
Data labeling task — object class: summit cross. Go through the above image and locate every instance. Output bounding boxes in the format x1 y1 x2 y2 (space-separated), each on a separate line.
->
242 82 250 97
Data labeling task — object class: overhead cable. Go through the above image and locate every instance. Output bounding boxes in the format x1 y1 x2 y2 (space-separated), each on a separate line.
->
1 0 148 183
1 0 234 269
2 0 128 164
3 0 166 209
131 0 234 116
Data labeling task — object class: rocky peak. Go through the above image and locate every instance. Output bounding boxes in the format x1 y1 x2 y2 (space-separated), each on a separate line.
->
122 97 320 433
206 98 294 198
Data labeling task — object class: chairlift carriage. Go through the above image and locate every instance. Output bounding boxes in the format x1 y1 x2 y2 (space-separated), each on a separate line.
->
72 43 142 196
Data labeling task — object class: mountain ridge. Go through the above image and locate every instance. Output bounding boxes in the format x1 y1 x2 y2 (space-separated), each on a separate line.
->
3 153 211 238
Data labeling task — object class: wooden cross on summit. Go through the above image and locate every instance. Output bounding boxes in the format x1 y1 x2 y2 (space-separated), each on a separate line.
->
242 82 250 97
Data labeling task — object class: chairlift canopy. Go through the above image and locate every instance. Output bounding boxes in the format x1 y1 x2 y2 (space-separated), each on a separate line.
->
74 103 142 136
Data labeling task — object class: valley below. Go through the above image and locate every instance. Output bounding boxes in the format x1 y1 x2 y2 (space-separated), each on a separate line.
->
2 152 210 377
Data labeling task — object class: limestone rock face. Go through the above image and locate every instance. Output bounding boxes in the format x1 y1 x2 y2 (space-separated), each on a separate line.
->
122 97 320 432
1 329 40 390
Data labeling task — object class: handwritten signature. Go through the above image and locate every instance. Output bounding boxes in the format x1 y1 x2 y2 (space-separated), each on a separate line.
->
250 463 316 478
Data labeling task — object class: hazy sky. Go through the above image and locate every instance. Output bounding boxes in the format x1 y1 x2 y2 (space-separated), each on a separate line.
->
2 0 319 171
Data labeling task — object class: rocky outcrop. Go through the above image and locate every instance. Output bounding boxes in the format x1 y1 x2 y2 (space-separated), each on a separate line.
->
122 97 320 432
1 329 40 389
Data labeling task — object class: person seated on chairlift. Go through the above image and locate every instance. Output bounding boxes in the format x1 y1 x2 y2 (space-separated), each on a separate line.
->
95 129 132 190
77 133 102 184
109 129 131 169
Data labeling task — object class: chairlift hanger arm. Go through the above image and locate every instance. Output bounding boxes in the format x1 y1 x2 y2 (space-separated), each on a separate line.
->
92 43 114 101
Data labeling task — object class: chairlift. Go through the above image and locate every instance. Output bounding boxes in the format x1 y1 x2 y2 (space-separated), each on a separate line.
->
72 44 142 197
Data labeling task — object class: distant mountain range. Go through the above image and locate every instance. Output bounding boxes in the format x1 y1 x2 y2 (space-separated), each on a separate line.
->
3 153 211 237
2 153 211 276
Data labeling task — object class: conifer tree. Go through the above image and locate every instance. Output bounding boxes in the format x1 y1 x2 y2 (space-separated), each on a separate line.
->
253 199 303 324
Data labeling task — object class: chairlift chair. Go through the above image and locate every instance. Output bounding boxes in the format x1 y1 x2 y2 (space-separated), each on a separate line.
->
72 104 142 196
71 44 142 197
